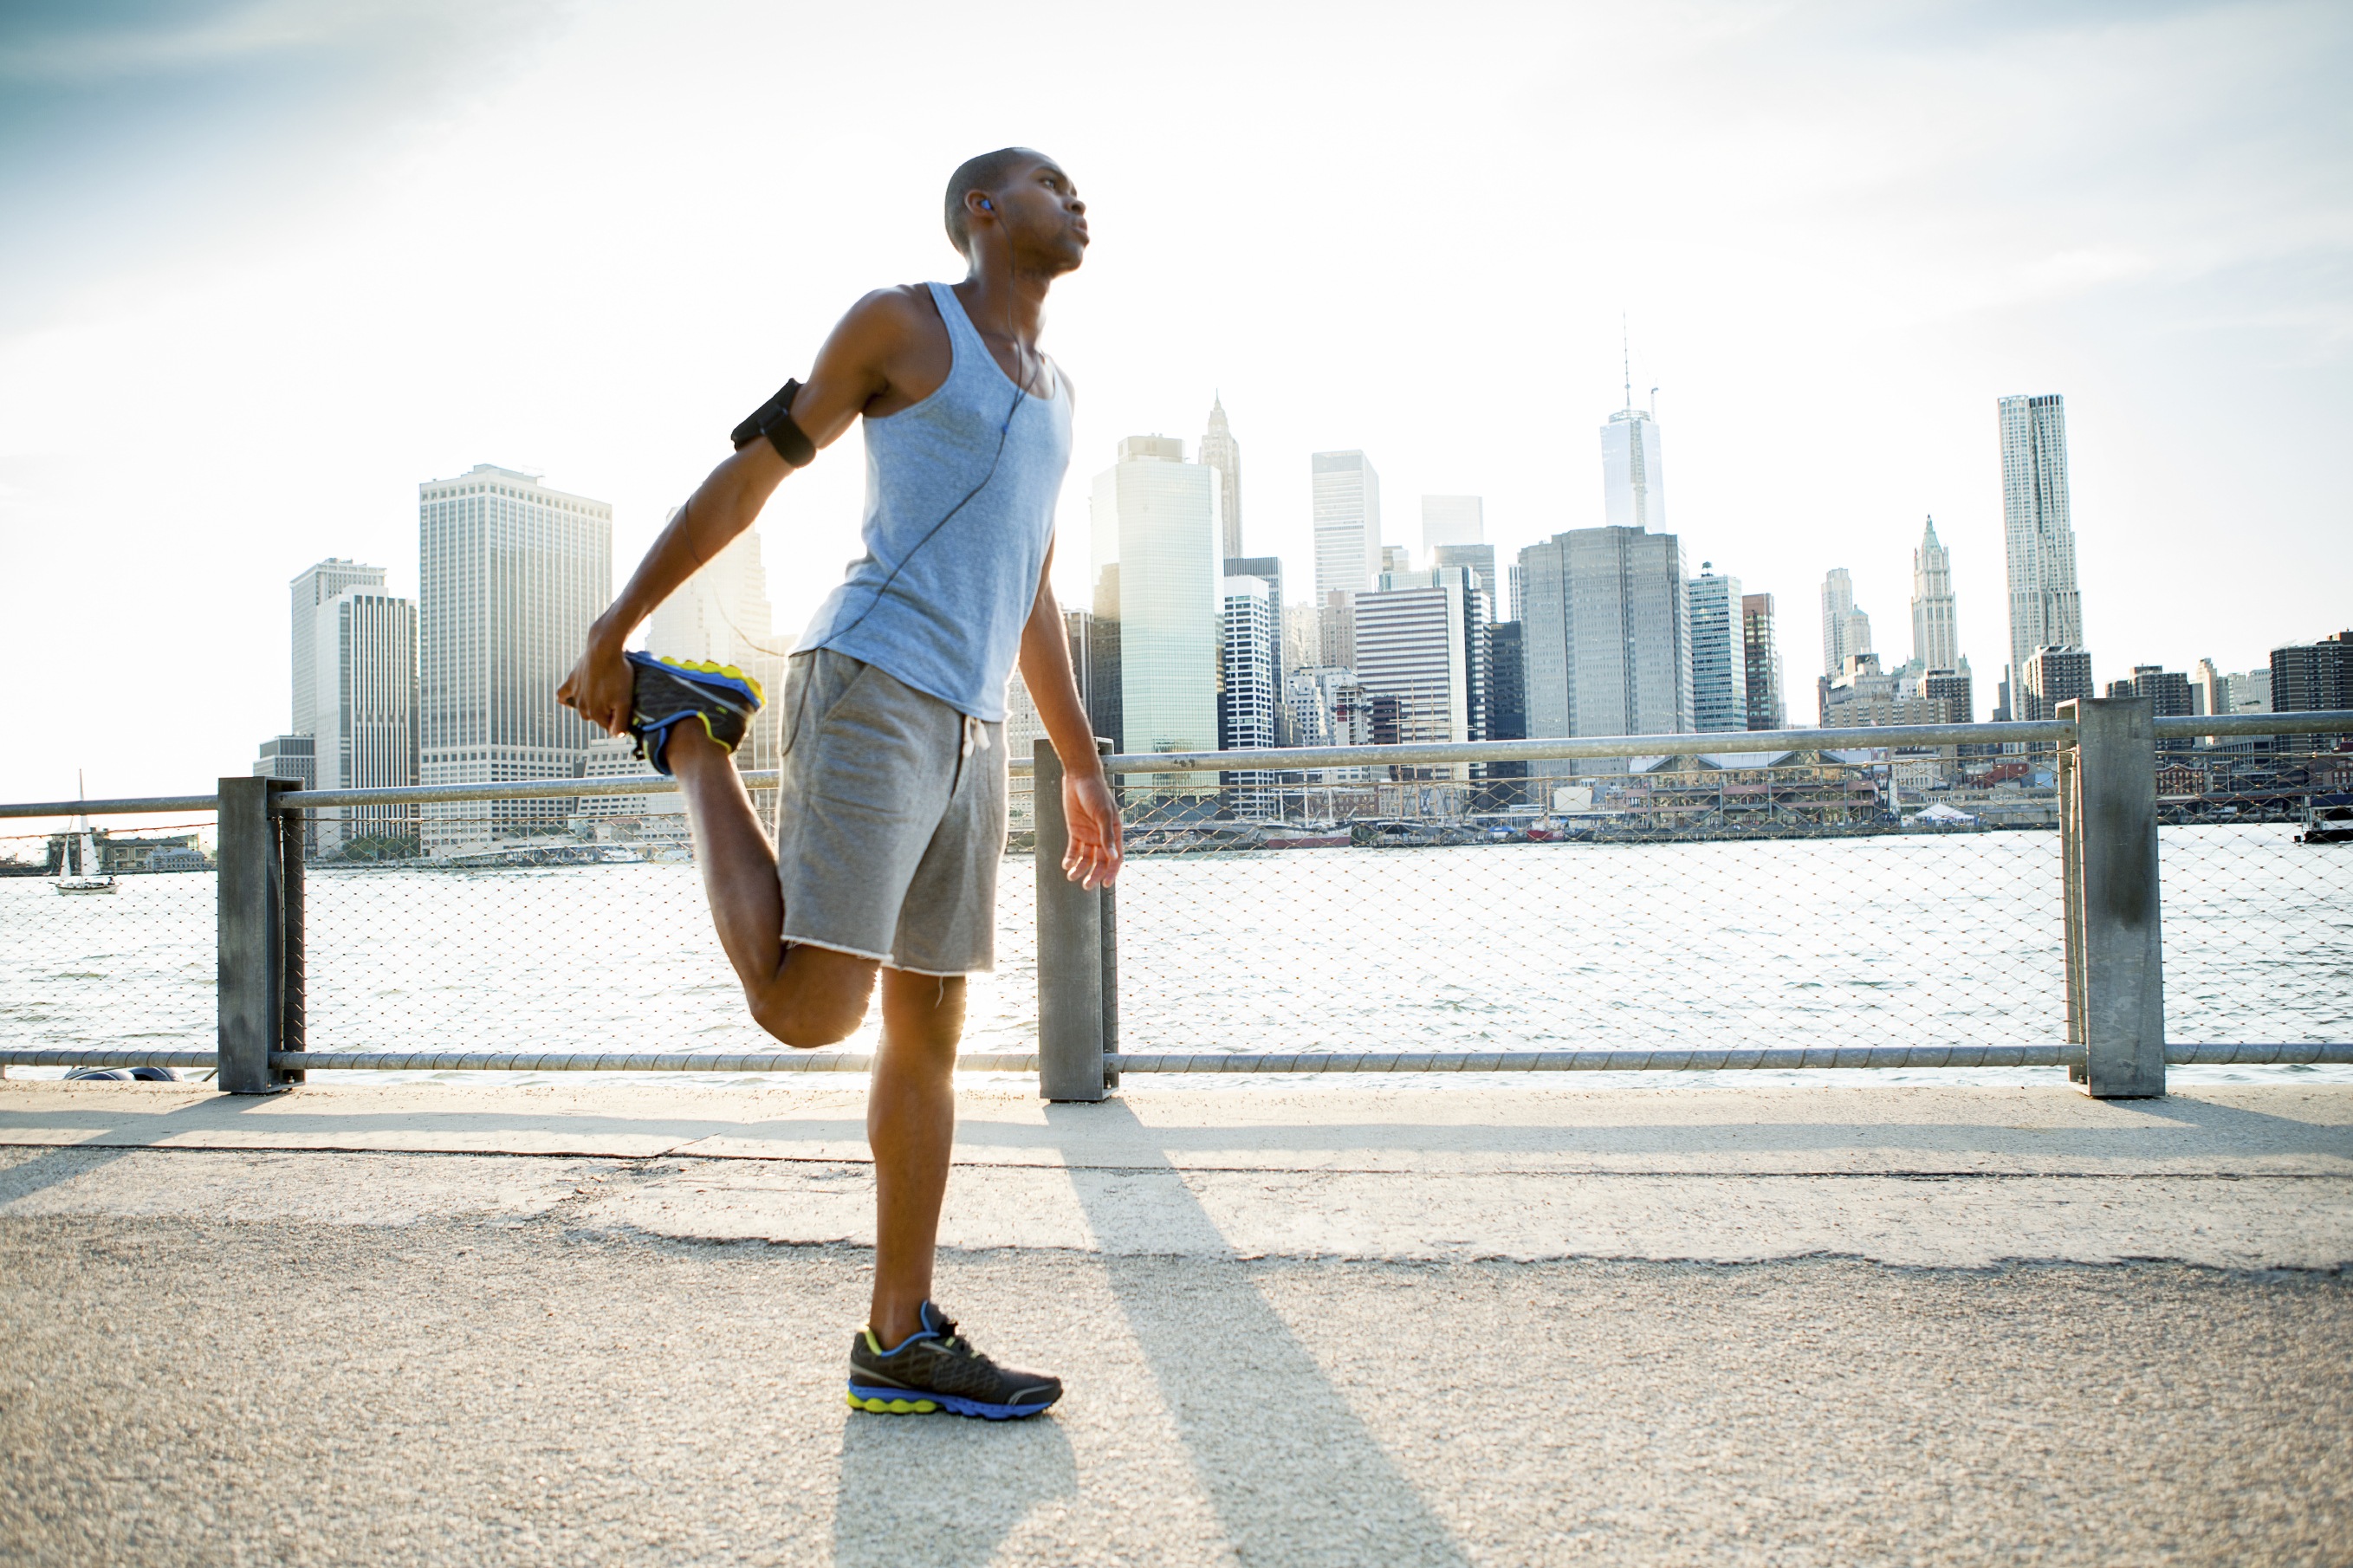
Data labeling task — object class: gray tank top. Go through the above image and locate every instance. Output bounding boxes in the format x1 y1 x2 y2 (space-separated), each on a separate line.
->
794 281 1073 722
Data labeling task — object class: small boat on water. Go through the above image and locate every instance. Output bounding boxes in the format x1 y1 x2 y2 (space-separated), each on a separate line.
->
55 774 116 895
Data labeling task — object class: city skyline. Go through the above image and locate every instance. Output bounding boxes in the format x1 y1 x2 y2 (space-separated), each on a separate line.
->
4 3 2346 805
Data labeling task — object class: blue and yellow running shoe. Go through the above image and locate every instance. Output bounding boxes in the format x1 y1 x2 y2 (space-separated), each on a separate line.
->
846 1303 1063 1421
626 652 765 776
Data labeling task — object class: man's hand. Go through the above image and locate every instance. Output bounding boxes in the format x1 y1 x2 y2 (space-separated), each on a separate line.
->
557 624 632 738
1062 768 1123 889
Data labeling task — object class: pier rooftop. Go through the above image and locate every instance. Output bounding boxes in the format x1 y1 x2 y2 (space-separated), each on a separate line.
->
3 1077 2350 1565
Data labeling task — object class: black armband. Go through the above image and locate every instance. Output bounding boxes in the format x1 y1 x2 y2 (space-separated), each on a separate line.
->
729 378 817 468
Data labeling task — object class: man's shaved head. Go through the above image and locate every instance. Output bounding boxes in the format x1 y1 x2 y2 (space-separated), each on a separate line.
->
944 147 1052 256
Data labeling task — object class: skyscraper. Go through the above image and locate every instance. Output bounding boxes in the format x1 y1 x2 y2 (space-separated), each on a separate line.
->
1687 566 1748 734
1218 575 1280 815
1741 593 1786 730
2270 631 2353 754
1519 526 1691 771
1600 404 1665 531
2020 645 2094 722
1910 515 1959 671
1484 619 1529 805
1820 568 1872 678
291 558 386 743
418 463 612 853
646 524 785 773
1091 437 1219 789
1199 396 1243 560
1312 450 1383 603
1224 554 1286 727
1354 566 1489 776
1421 496 1483 550
2000 394 2084 699
308 587 418 851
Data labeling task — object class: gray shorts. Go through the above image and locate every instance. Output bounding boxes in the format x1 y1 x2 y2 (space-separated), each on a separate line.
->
771 650 1007 976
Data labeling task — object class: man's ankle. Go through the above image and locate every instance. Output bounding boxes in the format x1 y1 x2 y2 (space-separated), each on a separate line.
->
871 1300 928 1349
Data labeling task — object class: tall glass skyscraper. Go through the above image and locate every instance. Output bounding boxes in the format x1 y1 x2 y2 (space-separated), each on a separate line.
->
418 463 611 853
1311 450 1383 603
1600 407 1665 531
1518 525 1691 774
2000 393 2083 695
1741 593 1786 730
1687 567 1747 734
1910 515 1960 672
1091 437 1219 794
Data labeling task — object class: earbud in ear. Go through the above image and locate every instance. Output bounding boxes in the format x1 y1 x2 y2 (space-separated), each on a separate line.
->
981 198 994 211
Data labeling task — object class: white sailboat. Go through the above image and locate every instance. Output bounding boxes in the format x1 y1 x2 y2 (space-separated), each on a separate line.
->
55 772 117 895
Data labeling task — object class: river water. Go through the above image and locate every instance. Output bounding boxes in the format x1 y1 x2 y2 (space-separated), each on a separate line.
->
4 826 2348 1088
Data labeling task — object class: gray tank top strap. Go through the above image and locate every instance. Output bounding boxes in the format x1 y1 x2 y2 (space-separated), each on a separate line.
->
926 282 992 378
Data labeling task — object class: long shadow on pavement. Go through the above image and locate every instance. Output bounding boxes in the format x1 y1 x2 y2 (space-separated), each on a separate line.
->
831 1389 1076 1566
1054 1098 1471 1568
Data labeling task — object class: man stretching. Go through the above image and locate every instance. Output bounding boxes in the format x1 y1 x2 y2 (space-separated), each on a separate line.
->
558 148 1119 1420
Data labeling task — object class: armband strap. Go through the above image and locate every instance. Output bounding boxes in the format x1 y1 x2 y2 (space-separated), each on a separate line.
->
729 379 817 468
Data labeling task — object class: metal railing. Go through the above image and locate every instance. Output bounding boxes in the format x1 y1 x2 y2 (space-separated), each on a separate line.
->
5 702 2350 1098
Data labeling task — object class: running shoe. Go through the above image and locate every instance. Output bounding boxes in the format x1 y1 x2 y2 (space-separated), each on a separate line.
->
846 1302 1063 1420
626 652 765 775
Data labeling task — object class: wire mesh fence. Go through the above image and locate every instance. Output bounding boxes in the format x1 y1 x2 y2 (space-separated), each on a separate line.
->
288 779 1040 1066
1107 754 2068 1058
0 820 219 1058
2157 750 2353 1045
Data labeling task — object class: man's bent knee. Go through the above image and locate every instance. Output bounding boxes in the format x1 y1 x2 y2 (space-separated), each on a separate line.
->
748 947 878 1048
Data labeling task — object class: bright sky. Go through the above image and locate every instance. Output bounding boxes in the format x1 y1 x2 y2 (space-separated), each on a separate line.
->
3 0 2348 813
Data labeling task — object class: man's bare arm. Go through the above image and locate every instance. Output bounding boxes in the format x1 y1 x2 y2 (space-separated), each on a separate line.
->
557 289 931 735
1018 541 1123 887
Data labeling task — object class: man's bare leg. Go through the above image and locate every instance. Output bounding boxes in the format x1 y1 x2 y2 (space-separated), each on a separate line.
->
665 722 875 1046
867 968 965 1345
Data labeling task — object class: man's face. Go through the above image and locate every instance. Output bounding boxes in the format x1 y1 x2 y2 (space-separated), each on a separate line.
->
992 157 1088 274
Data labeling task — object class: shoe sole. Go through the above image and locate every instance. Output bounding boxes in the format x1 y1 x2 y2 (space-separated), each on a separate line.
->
845 1383 1058 1421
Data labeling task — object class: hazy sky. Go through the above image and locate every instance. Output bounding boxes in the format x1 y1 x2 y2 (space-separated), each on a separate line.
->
2 0 2348 812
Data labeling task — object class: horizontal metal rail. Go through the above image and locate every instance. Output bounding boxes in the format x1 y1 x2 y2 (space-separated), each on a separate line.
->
10 1044 2350 1075
0 794 224 821
5 711 2346 819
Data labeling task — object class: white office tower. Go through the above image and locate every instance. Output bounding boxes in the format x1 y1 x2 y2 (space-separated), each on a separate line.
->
1999 393 2084 700
1092 437 1220 794
645 525 786 774
1357 566 1489 779
1600 405 1665 531
291 558 386 744
418 463 612 854
1199 396 1244 560
1312 450 1383 602
1218 575 1280 814
1821 567 1873 677
306 589 418 852
1421 496 1483 550
1519 526 1691 774
2193 658 2225 729
1910 516 1960 672
1687 567 1748 734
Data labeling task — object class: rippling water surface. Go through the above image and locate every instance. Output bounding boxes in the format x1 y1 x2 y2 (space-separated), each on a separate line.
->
4 826 2347 1087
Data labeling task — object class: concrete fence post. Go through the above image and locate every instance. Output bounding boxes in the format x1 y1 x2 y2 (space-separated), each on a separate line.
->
216 776 294 1094
2058 697 2167 1098
1034 738 1109 1102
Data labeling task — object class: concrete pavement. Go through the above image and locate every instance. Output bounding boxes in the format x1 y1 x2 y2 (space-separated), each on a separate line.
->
2 1078 2349 1564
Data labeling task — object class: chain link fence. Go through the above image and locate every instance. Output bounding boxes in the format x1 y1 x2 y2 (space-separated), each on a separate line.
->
2157 748 2353 1046
0 820 219 1061
286 779 1039 1067
1108 754 2067 1058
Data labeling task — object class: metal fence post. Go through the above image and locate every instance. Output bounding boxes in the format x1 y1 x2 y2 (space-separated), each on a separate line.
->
2058 697 2166 1098
216 776 292 1093
1034 738 1108 1102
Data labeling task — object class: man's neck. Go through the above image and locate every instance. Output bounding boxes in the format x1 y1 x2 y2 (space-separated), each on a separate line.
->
956 262 1050 348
